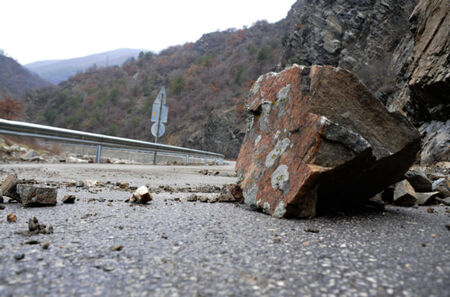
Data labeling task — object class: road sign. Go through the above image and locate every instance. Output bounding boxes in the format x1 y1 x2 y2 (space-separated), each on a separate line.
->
151 104 168 123
151 123 165 137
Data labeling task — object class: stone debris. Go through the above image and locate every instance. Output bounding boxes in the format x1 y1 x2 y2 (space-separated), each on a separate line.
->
1 174 20 201
405 170 433 192
199 196 209 203
416 192 440 206
25 217 54 235
393 180 417 207
7 213 17 223
0 205 5 210
62 195 76 204
42 242 50 250
187 194 198 202
432 178 450 197
128 186 152 204
83 180 97 187
236 65 420 218
17 184 57 207
111 245 123 251
217 185 241 203
14 253 25 261
436 197 450 206
229 184 243 201
118 182 129 189
304 228 320 233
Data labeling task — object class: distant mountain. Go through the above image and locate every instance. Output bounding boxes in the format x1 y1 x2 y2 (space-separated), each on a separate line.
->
25 49 144 84
0 54 49 100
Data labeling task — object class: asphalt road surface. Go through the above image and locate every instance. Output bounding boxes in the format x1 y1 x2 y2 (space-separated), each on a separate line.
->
0 163 449 297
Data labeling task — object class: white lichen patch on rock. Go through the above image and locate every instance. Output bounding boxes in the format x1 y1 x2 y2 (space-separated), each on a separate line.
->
265 138 290 168
243 183 258 206
273 201 287 218
254 135 262 146
271 165 290 194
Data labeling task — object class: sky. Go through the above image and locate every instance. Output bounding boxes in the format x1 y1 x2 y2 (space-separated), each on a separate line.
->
1 0 295 65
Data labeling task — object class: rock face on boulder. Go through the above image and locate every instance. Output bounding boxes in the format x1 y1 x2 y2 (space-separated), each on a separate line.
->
236 65 420 218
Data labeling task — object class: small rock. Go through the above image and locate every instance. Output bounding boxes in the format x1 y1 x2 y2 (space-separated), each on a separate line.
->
199 196 208 203
432 178 450 197
17 184 57 207
111 245 123 251
187 194 198 202
393 180 417 206
405 170 433 192
173 197 181 202
129 186 152 204
436 197 450 206
118 182 129 189
75 181 84 187
416 192 440 205
24 239 40 245
273 238 281 243
62 195 76 204
42 242 50 249
1 174 20 201
446 224 450 231
14 253 25 261
26 217 53 235
7 213 17 223
28 217 40 231
83 180 97 187
0 205 4 210
304 228 320 233
209 197 218 203
229 184 244 201
427 208 435 213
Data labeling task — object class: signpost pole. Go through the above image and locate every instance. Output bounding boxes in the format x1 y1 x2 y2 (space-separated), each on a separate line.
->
152 87 166 165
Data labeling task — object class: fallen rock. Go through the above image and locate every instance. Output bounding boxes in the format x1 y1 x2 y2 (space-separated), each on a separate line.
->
199 196 208 203
393 180 417 207
217 186 240 203
236 65 420 218
432 178 450 197
0 205 5 210
83 180 97 187
186 194 198 202
436 197 450 206
118 182 129 189
416 192 440 206
25 217 54 235
405 169 433 192
7 213 17 223
229 184 243 201
14 254 24 261
62 195 76 204
1 174 20 201
111 245 123 251
129 186 152 204
17 185 57 207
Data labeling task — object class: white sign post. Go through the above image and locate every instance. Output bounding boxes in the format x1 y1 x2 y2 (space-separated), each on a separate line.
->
151 87 168 164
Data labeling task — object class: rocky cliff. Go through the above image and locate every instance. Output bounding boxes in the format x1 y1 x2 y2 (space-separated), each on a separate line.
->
281 0 449 165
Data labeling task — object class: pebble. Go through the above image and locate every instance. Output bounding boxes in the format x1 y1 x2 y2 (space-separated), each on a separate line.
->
7 213 17 223
14 254 25 261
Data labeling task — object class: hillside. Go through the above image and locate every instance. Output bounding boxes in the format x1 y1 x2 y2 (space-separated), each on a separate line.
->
0 54 49 100
25 49 143 84
24 20 288 158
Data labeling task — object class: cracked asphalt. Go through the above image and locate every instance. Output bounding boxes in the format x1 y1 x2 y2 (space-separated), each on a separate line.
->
0 163 449 297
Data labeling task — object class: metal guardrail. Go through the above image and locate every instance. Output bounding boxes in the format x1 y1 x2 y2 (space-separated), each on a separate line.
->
0 119 224 164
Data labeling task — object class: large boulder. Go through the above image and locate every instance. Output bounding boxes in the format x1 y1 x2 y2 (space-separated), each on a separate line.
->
236 65 420 218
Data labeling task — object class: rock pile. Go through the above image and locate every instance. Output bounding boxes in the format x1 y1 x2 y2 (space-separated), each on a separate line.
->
236 65 421 218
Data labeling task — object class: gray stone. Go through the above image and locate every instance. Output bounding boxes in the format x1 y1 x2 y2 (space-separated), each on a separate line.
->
393 180 417 207
17 185 57 207
1 174 20 201
432 178 450 197
405 170 433 192
416 192 440 206
129 186 152 204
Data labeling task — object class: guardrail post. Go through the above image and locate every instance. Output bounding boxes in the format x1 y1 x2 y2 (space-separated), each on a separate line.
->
186 154 189 164
96 145 102 163
204 157 207 165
